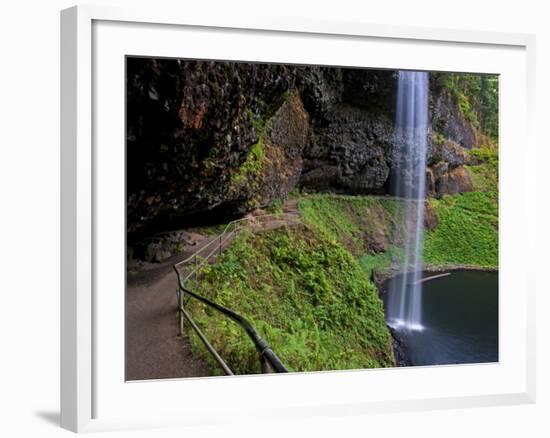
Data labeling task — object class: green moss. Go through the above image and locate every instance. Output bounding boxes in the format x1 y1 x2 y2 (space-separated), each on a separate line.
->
423 191 498 268
359 245 404 278
186 180 498 374
244 107 265 134
299 190 497 272
457 92 478 125
467 165 498 195
469 146 498 166
229 108 272 195
231 140 266 187
432 131 446 146
189 225 395 375
425 146 498 269
435 71 500 139
298 194 403 256
266 198 284 214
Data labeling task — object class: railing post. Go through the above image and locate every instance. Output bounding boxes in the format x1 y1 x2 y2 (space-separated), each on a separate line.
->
195 255 198 281
219 234 222 256
179 289 184 337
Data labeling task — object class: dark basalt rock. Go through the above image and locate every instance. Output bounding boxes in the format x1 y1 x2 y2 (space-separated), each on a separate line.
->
299 68 397 194
301 103 394 194
388 326 412 367
224 91 310 215
127 59 481 240
364 229 389 254
430 88 478 149
428 134 468 168
127 59 302 239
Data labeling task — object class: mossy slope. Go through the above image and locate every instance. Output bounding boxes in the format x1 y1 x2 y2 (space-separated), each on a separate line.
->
298 167 498 276
424 148 498 268
190 224 395 375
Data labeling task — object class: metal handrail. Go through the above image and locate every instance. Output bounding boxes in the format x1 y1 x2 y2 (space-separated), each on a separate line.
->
175 212 298 283
175 283 288 374
173 212 298 375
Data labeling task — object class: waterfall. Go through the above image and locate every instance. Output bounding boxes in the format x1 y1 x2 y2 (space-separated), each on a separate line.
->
386 71 429 332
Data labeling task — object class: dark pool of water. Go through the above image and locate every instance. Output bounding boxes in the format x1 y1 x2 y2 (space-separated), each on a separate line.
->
381 270 498 366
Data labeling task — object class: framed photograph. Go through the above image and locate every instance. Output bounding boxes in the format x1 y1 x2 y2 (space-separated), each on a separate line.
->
61 5 536 433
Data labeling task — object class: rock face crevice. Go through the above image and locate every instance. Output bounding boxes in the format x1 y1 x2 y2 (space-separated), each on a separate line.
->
127 59 481 239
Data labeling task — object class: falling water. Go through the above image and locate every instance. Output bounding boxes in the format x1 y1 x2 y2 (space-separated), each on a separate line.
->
387 71 429 332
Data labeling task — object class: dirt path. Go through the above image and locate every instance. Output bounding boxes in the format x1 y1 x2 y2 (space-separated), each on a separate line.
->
126 208 301 380
126 240 217 381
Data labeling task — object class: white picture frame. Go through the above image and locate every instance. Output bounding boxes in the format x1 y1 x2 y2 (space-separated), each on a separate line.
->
60 4 536 433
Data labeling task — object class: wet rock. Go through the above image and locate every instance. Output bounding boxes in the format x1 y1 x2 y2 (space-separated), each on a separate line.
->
427 162 473 197
300 104 394 194
428 134 469 168
426 167 436 195
365 229 388 254
135 230 203 262
430 88 478 149
127 59 300 237
447 166 473 194
126 59 482 238
299 68 396 194
388 326 412 367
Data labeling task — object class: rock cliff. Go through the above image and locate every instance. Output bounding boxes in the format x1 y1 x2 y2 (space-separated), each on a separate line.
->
127 59 482 239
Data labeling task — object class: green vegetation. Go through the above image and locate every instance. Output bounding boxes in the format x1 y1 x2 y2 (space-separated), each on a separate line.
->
457 92 478 124
436 72 499 140
359 246 404 279
299 194 403 256
186 159 497 375
186 123 498 376
299 194 408 278
265 197 284 214
468 165 498 198
299 183 498 273
423 191 498 268
229 109 274 199
190 225 394 375
244 107 268 136
230 140 266 186
425 146 498 269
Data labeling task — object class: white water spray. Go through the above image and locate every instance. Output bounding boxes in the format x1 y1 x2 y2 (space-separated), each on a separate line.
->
387 71 429 332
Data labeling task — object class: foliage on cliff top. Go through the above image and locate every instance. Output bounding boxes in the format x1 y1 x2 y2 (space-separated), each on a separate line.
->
435 72 499 140
189 224 395 375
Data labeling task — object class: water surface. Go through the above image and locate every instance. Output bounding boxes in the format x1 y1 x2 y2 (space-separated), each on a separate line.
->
382 270 498 366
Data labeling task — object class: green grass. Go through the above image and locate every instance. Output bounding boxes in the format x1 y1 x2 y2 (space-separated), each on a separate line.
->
186 155 497 374
299 194 404 256
423 192 498 268
189 225 395 375
230 140 266 187
299 195 408 279
467 147 498 193
265 197 284 214
359 246 404 278
299 187 498 273
424 156 498 269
